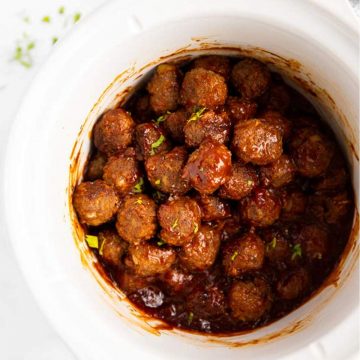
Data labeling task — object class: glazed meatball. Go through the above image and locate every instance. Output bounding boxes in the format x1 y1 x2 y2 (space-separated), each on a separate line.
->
229 278 272 321
127 242 176 276
145 147 190 195
132 94 154 123
196 194 231 221
180 68 228 109
86 152 107 180
98 229 128 267
226 96 258 123
135 122 171 160
232 119 283 165
162 267 194 294
219 163 258 200
260 154 296 188
163 109 188 143
116 194 157 244
180 225 221 271
193 55 231 80
103 148 141 195
261 110 292 139
231 58 271 99
276 268 309 300
265 83 291 114
147 64 179 114
187 286 226 318
290 127 334 177
182 139 232 194
73 180 119 226
158 197 201 246
295 224 329 261
240 187 282 227
281 189 307 220
184 109 231 147
116 271 150 294
222 233 265 276
93 108 135 156
217 215 242 242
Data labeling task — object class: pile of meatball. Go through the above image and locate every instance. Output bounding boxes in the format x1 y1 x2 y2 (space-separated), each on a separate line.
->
73 55 353 333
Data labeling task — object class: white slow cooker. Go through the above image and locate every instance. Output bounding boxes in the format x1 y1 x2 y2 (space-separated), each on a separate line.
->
3 0 359 359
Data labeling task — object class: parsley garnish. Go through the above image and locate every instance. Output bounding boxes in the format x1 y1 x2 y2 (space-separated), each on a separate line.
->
247 180 254 186
52 36 58 45
193 223 199 234
157 239 165 247
58 6 65 15
150 135 166 155
135 197 143 205
133 178 144 193
187 312 194 325
12 34 36 69
85 235 98 249
231 251 239 261
188 107 206 122
171 218 179 230
42 16 51 23
155 179 161 185
291 243 302 260
99 239 106 256
73 12 81 23
266 237 277 252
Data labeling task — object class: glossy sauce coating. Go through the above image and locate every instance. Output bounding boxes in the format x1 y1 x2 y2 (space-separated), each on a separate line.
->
73 55 354 334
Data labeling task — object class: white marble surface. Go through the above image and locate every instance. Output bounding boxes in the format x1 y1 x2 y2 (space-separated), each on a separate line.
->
0 1 358 359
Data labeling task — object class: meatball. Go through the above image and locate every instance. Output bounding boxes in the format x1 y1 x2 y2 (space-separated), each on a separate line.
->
98 229 128 267
158 197 201 246
162 267 194 294
217 216 242 242
127 242 176 276
187 286 226 318
260 154 296 188
93 108 135 156
180 68 228 109
135 122 171 160
222 233 265 276
73 180 119 226
276 268 309 300
116 271 149 294
132 94 154 123
219 163 258 200
232 119 283 165
163 109 188 143
196 194 231 221
193 55 231 80
226 96 258 123
229 278 272 321
180 225 221 271
231 58 271 99
290 127 334 177
265 84 291 114
240 188 282 227
261 110 292 139
182 139 232 194
86 152 107 180
184 109 231 147
281 189 307 220
145 147 190 195
147 64 179 114
295 224 329 261
116 194 157 244
103 148 141 195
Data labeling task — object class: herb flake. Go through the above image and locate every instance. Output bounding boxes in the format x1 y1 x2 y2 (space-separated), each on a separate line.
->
266 237 277 252
171 218 179 230
188 107 206 122
187 312 194 325
73 12 81 23
133 178 144 193
155 179 161 185
291 243 302 260
135 197 143 205
52 36 58 45
42 16 51 23
85 235 99 249
193 223 199 234
58 6 65 15
157 239 165 247
231 251 239 261
99 239 106 256
150 134 166 155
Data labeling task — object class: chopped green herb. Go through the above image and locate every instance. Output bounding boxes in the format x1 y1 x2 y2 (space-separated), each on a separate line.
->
52 36 58 45
193 223 199 234
157 239 165 247
135 197 143 205
171 218 179 230
266 237 277 252
154 179 161 185
12 34 36 69
99 239 106 256
291 243 302 260
85 235 99 249
231 251 239 261
150 135 166 155
133 178 144 193
247 180 254 186
188 107 206 122
27 42 35 51
187 312 194 325
155 115 166 124
58 6 65 15
73 12 81 23
42 16 51 23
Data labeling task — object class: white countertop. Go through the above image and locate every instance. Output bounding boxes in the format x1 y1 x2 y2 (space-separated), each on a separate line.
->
0 1 358 359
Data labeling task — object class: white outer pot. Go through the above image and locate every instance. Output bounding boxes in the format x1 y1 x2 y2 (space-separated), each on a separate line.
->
3 0 359 359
